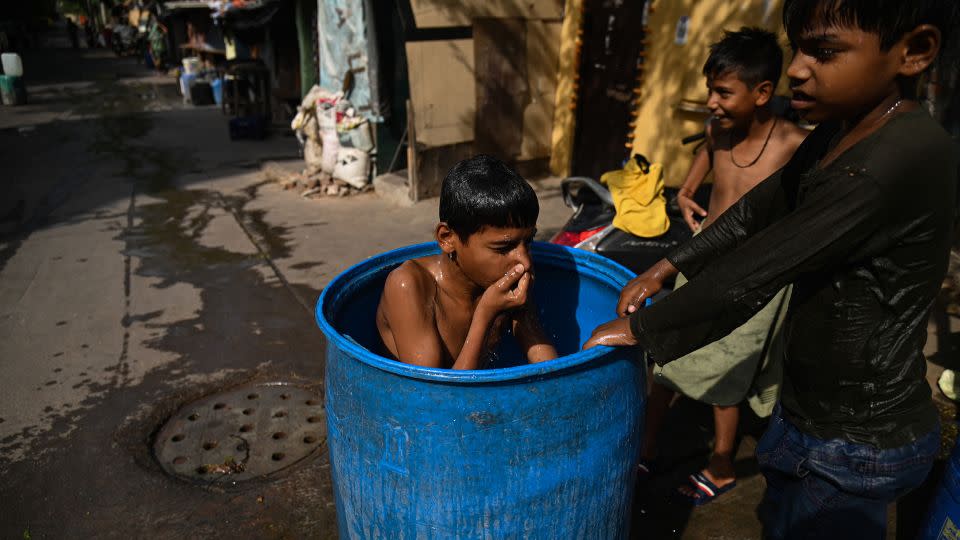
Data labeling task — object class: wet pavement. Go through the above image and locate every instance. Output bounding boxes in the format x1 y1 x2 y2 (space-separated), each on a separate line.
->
2 38 958 540
1 46 338 538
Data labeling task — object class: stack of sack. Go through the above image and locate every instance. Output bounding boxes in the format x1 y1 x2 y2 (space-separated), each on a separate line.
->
289 85 375 197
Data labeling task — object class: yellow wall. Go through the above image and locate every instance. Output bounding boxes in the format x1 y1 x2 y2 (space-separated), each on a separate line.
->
549 0 583 176
629 0 788 186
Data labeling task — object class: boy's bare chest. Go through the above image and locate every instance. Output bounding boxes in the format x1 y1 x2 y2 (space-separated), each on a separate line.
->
701 146 789 227
711 146 789 197
435 299 506 358
713 144 785 182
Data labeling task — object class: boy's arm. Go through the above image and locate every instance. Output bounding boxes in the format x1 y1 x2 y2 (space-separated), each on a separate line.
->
379 267 448 368
512 303 558 364
676 134 713 232
455 264 533 369
617 167 787 315
629 168 891 365
666 165 786 279
450 305 500 370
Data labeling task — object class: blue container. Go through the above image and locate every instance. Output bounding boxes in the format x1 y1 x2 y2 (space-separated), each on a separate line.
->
0 74 27 105
228 116 266 140
179 72 197 101
211 78 223 106
921 435 960 539
316 242 646 539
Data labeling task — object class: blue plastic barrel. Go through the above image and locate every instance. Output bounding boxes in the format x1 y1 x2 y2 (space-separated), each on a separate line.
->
211 78 223 106
179 72 197 101
921 434 960 539
316 242 646 539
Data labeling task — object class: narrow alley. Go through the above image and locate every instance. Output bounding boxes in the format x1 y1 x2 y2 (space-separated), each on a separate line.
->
2 9 958 540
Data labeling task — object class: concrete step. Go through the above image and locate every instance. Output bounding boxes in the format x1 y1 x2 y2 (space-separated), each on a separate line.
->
374 170 413 207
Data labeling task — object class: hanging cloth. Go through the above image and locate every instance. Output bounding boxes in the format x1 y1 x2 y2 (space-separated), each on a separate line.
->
600 154 671 238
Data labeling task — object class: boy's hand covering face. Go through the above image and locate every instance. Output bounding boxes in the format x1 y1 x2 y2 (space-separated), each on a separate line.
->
478 263 530 315
439 224 536 289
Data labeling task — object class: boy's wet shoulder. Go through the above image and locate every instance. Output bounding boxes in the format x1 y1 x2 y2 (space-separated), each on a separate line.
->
385 256 441 295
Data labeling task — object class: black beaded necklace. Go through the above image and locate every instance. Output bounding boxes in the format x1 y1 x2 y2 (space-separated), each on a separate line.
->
729 117 778 169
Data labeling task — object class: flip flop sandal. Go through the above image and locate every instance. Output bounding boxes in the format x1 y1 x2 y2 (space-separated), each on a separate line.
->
678 472 737 506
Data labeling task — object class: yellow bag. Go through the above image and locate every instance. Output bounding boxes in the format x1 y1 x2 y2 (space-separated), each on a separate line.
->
600 155 670 238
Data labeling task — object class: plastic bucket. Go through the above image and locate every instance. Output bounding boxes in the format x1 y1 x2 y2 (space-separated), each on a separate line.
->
211 78 223 106
0 75 26 106
316 242 645 539
178 72 197 100
1 53 24 77
182 56 201 75
921 434 960 539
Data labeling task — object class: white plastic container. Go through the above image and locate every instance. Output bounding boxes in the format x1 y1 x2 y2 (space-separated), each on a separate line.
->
1 53 23 77
181 56 201 75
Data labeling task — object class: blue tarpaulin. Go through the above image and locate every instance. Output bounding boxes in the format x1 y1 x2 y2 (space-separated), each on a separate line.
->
317 0 381 122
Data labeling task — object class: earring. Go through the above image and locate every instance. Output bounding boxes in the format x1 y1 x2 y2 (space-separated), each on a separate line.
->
448 251 456 261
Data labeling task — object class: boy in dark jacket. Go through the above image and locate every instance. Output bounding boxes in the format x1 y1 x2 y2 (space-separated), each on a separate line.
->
586 0 958 536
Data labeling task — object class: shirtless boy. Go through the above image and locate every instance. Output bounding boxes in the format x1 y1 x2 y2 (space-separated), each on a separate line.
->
376 154 558 369
639 28 808 506
677 28 808 233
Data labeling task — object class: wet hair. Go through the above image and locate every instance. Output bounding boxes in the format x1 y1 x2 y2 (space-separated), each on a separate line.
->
439 154 539 240
783 0 960 53
702 27 783 89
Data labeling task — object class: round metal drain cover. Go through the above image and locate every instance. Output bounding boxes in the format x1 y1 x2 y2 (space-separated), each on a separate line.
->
154 382 326 484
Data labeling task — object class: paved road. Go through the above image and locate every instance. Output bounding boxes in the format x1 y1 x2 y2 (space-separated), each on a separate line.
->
0 47 343 538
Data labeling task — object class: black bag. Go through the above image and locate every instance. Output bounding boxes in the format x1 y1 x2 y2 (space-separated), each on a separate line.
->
189 81 214 106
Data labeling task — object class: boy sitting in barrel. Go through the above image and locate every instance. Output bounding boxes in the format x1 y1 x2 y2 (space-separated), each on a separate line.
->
376 154 558 369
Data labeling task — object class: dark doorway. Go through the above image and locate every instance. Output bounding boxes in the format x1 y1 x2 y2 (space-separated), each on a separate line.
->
473 17 528 161
370 0 412 173
571 1 647 180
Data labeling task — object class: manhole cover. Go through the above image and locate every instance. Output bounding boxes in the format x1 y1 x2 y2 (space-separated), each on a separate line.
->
154 382 326 484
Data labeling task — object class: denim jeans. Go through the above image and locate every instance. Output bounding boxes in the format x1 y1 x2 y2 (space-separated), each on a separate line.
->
756 405 940 540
